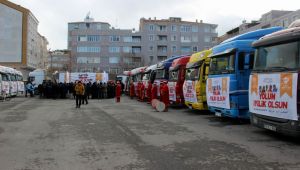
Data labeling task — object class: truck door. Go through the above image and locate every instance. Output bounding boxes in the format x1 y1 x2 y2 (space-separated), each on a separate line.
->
237 52 254 109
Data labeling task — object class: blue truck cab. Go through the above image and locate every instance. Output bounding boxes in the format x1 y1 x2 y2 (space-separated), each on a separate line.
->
155 56 182 97
207 27 282 119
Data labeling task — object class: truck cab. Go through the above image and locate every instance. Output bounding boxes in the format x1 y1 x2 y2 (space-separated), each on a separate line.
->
142 64 157 99
130 66 146 96
168 56 190 105
155 56 182 97
184 49 211 110
207 27 282 119
250 20 300 136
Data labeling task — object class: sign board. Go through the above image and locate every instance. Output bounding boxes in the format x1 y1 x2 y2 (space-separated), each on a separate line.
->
206 77 230 109
249 73 298 120
168 82 176 101
183 80 197 103
59 72 108 83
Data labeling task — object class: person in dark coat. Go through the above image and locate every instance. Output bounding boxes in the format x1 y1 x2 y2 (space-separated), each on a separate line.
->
91 82 97 99
115 81 122 102
82 84 88 105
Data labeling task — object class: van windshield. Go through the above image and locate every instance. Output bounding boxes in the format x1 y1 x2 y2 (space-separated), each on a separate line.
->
169 70 179 81
142 73 150 81
1 73 9 81
209 53 235 75
254 41 300 71
185 67 200 81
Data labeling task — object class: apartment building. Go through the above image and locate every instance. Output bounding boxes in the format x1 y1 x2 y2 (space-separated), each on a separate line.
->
218 10 300 43
68 16 218 75
48 50 71 72
0 0 48 79
139 17 218 65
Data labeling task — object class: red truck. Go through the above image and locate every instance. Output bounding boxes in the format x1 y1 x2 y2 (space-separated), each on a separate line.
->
168 56 190 105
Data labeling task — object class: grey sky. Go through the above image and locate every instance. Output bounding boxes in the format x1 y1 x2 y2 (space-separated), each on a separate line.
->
10 0 300 50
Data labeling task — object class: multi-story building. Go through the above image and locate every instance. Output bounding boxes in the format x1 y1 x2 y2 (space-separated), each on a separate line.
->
48 50 71 72
68 15 143 75
218 10 300 43
68 16 218 75
0 0 48 79
139 17 218 65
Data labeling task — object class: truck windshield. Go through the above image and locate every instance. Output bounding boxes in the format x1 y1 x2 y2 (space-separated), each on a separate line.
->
254 41 300 71
142 73 150 81
156 69 165 79
169 70 179 81
1 73 9 81
9 74 16 81
185 67 200 81
209 53 235 75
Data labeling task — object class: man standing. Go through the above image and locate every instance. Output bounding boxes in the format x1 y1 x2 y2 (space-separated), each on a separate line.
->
75 81 85 108
129 80 135 99
151 82 158 101
115 81 121 103
161 81 169 112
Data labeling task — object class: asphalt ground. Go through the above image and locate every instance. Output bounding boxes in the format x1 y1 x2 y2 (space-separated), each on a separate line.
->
0 96 300 170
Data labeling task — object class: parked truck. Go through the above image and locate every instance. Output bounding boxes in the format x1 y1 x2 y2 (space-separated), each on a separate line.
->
183 49 212 110
207 27 282 119
249 20 300 135
168 55 190 105
142 64 157 99
154 56 182 97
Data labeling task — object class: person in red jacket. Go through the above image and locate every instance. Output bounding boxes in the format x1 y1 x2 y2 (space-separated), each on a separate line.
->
151 82 158 102
140 82 145 102
115 81 122 102
147 81 152 103
129 80 135 99
137 81 141 100
161 81 170 111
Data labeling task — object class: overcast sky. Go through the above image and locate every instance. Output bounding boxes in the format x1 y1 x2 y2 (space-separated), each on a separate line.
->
10 0 300 50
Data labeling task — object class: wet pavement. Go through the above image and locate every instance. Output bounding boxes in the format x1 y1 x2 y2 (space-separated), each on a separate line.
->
0 96 300 170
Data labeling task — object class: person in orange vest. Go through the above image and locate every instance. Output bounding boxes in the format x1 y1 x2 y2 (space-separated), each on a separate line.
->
74 81 85 108
140 82 145 102
161 81 170 112
147 80 152 104
129 80 135 99
151 82 158 101
115 81 122 103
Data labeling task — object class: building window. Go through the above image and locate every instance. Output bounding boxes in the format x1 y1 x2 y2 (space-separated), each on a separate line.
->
96 24 101 30
109 56 120 64
172 46 177 52
132 47 141 53
171 25 177 31
192 25 198 32
192 36 198 42
171 35 177 41
109 46 120 53
86 57 101 64
192 46 198 52
204 36 211 43
109 68 120 74
158 25 167 31
150 56 154 61
87 35 100 42
158 46 167 53
204 26 210 33
283 19 289 28
78 35 87 41
149 25 155 31
77 47 101 53
180 25 191 32
149 35 154 41
158 35 167 41
149 46 154 51
123 46 131 53
110 35 120 42
77 57 87 63
123 36 132 42
158 56 167 61
181 46 191 53
181 36 191 42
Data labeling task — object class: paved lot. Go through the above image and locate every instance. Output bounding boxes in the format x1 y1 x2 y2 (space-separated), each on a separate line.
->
0 96 300 170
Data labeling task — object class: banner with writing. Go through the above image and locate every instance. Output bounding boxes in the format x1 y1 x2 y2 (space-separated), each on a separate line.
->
168 82 176 101
183 80 197 103
249 73 298 120
206 77 230 109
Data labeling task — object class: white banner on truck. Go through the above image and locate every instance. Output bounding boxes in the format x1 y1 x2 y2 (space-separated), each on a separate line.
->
249 73 298 120
168 82 176 101
183 80 197 103
206 77 230 109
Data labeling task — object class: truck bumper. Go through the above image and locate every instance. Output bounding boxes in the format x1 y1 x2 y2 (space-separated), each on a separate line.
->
209 107 249 119
251 113 300 137
185 101 207 111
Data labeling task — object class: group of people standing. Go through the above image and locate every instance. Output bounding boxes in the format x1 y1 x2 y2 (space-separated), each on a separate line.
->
74 80 123 108
129 80 169 111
